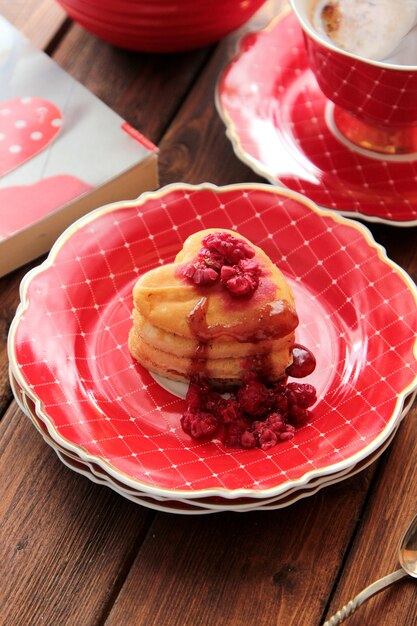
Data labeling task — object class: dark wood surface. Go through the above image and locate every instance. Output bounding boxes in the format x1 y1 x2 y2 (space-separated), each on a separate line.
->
1 2 416 625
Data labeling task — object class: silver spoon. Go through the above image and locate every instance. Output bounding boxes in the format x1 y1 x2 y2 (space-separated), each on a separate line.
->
324 513 417 625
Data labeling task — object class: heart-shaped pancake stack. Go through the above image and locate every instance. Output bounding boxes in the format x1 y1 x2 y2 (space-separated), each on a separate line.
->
128 229 299 385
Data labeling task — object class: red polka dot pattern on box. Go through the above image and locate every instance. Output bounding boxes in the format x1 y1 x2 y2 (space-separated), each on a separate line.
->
0 97 62 176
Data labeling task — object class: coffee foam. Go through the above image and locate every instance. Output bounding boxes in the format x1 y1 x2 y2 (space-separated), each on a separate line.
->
311 0 417 64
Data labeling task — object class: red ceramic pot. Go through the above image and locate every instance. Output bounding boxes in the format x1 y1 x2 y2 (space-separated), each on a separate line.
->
56 0 266 53
289 0 417 154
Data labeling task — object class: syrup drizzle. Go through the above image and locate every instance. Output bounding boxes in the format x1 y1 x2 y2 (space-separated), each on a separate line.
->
187 297 210 378
186 298 316 382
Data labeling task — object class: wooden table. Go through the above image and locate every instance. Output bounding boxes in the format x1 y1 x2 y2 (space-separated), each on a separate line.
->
1 2 416 624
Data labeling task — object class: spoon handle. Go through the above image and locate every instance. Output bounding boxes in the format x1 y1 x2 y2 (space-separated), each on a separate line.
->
323 568 408 626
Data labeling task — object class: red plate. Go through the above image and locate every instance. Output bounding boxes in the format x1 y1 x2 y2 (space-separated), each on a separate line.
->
216 9 417 226
8 183 417 497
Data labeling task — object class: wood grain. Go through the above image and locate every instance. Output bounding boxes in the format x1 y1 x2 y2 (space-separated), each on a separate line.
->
0 403 155 626
0 0 67 49
323 408 417 626
50 24 213 146
1 1 416 625
157 3 281 187
104 471 375 626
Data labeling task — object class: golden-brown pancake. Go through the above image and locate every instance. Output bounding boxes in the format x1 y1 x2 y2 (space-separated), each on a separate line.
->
132 229 297 341
129 229 299 383
132 309 293 360
128 325 294 384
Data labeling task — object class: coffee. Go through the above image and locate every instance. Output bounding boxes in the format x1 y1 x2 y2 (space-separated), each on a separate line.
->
310 0 417 64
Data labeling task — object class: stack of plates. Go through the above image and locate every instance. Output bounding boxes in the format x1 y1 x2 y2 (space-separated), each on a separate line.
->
56 0 266 52
8 183 417 514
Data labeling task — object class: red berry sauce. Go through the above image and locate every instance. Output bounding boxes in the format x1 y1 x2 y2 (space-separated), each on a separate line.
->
179 231 317 450
180 373 317 450
286 344 316 378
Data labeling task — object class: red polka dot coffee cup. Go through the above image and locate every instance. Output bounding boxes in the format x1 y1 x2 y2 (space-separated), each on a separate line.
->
289 0 417 155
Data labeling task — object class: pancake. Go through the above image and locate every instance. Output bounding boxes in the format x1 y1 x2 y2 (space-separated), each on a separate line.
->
128 326 294 384
132 309 293 360
129 229 299 384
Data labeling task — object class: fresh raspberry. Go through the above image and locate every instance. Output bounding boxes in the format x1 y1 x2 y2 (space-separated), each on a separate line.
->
182 411 219 440
237 377 274 417
220 258 260 297
240 430 257 449
184 261 219 285
180 366 317 449
218 397 242 424
259 428 278 451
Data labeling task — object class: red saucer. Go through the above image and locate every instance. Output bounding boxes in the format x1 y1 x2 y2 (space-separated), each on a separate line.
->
216 9 417 226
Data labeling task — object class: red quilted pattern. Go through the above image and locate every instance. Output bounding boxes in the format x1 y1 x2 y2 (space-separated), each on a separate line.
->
217 11 417 225
9 184 417 497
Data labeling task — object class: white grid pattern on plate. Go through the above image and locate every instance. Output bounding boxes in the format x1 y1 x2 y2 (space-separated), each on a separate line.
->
12 371 412 513
9 183 417 496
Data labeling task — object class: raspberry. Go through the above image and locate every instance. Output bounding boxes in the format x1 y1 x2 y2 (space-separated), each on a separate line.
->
227 243 255 264
239 258 259 273
180 410 194 436
286 382 317 408
198 247 225 271
264 412 286 434
279 427 295 442
180 369 316 449
185 382 203 410
251 420 266 437
182 410 219 440
287 406 310 427
240 430 257 449
259 428 278 451
183 232 261 297
237 377 274 417
184 261 219 285
226 274 258 297
223 429 241 448
202 232 255 265
220 258 260 298
274 387 289 414
218 397 242 424
204 390 225 415
219 265 236 282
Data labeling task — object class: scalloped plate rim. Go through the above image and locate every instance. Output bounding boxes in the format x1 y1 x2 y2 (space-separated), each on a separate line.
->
12 370 412 514
7 182 417 499
214 8 417 228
